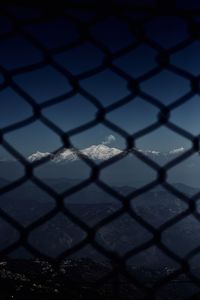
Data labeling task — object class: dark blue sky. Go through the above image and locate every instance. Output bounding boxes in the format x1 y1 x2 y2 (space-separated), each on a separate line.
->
0 3 199 158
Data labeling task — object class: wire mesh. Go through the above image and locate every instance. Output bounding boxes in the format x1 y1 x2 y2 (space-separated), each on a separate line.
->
0 1 200 299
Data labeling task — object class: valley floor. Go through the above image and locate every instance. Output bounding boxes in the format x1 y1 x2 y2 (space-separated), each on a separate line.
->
0 259 198 300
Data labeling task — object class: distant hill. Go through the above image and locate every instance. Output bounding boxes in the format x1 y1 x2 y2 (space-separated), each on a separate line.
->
0 179 198 261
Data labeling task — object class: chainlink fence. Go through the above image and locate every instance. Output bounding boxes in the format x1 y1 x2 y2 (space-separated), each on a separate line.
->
0 1 200 299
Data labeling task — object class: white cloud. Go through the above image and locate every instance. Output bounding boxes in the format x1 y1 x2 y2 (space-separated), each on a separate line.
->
102 134 116 145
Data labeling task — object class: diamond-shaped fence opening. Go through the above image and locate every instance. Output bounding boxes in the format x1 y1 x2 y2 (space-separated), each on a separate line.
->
0 1 200 299
13 65 73 103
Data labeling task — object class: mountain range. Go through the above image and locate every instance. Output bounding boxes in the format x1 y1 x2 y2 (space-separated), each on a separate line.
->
0 144 200 188
27 144 186 163
0 179 199 261
0 143 199 264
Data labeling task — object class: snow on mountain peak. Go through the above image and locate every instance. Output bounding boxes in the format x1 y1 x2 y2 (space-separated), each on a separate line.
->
52 148 78 162
82 144 122 160
28 151 52 162
136 149 161 156
28 145 122 163
27 145 186 163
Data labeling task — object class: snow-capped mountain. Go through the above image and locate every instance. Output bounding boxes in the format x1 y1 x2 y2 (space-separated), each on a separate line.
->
52 149 78 163
81 145 122 160
28 145 123 162
28 151 52 162
27 145 186 163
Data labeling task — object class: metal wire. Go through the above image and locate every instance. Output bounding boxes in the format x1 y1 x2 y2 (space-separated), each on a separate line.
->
0 1 200 299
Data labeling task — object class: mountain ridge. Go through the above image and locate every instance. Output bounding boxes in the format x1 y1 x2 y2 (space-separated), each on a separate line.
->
27 144 186 163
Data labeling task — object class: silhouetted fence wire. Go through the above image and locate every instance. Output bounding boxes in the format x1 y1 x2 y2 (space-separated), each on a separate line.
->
0 1 200 299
